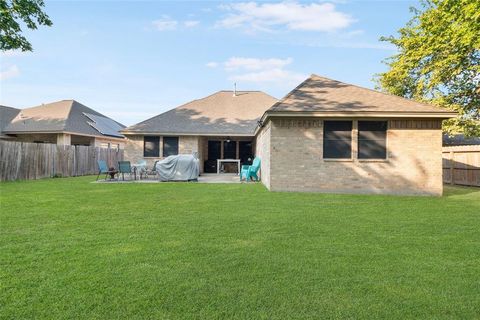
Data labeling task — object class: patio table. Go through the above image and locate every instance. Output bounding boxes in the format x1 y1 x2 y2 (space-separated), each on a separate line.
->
132 163 147 180
217 159 241 175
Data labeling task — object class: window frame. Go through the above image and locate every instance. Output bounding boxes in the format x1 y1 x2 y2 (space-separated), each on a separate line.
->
162 136 179 157
323 120 353 160
357 121 388 160
143 136 160 157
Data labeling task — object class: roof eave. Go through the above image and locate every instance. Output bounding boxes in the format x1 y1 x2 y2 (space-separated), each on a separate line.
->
253 110 458 135
264 110 457 119
121 131 255 137
3 130 126 140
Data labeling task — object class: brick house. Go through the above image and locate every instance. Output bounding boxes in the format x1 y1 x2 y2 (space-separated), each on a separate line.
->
122 74 456 195
1 100 126 149
121 90 277 174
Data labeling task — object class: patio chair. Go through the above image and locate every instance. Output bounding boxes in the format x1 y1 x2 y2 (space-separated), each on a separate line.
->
118 161 133 181
145 160 159 179
96 160 118 181
240 157 260 182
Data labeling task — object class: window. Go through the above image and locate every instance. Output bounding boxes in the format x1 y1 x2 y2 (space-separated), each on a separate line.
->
223 140 237 159
100 142 110 149
163 137 179 157
144 136 160 157
358 121 387 159
323 121 352 159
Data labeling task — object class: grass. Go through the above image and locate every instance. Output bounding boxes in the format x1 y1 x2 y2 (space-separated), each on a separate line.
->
1 177 479 319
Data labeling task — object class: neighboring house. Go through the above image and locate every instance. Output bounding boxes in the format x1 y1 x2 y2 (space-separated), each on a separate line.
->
1 100 126 149
0 105 21 140
124 74 456 195
443 134 480 146
121 90 277 173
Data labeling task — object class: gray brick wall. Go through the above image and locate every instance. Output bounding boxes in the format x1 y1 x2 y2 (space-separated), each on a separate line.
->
124 135 201 170
255 118 443 196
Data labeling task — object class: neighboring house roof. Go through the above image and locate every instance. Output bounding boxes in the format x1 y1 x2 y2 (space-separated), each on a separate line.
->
0 105 21 139
3 100 126 138
266 74 457 118
443 134 480 146
123 91 277 136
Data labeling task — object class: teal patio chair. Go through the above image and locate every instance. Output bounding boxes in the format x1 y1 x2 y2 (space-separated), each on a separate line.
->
96 160 118 181
240 157 260 182
118 161 133 181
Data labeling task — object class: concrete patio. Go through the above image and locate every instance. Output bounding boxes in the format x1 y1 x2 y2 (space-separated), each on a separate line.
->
94 173 242 184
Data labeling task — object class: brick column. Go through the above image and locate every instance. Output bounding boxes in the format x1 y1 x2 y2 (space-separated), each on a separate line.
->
56 133 71 146
159 136 163 158
352 120 358 160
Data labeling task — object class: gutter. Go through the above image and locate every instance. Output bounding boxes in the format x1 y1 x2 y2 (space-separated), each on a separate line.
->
2 130 126 141
120 131 256 137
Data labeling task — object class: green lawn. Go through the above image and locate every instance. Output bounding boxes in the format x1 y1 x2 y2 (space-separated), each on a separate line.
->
1 177 479 319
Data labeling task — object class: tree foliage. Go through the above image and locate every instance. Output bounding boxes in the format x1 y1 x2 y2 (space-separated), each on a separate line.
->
0 0 52 52
377 0 480 136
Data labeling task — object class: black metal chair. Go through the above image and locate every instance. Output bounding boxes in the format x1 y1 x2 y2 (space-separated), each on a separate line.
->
145 160 159 179
96 160 118 181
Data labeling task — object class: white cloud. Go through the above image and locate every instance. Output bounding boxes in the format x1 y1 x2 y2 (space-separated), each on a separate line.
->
229 68 305 84
184 20 200 28
206 62 219 68
224 57 293 71
152 17 201 31
218 1 354 32
209 56 306 85
152 16 178 31
0 65 20 80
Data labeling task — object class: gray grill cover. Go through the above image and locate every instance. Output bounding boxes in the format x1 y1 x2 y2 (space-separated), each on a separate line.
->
156 154 199 181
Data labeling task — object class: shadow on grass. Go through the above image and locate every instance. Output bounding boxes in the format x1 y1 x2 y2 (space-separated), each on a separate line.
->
443 184 480 197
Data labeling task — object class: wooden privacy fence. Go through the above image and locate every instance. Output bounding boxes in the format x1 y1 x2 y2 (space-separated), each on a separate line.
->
0 140 124 181
443 145 480 187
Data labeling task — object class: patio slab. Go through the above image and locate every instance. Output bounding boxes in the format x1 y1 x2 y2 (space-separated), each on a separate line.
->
94 173 243 184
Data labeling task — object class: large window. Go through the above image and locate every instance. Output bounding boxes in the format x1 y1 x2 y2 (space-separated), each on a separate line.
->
144 136 160 157
163 137 179 157
323 121 352 159
358 121 387 159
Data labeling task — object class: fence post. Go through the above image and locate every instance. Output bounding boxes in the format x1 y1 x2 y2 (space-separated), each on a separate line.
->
449 151 454 185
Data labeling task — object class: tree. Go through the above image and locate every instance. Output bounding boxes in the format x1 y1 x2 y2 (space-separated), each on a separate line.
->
0 0 52 52
377 0 480 137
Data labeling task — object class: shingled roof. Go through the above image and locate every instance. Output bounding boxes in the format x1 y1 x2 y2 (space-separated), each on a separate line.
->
266 74 456 116
123 91 277 135
0 105 21 139
3 100 126 138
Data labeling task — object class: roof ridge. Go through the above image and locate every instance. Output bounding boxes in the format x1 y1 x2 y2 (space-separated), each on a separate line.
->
0 105 20 111
123 91 238 131
62 100 77 131
269 74 313 111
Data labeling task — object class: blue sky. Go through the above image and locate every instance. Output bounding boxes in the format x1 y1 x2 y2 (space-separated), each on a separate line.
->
0 0 418 126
